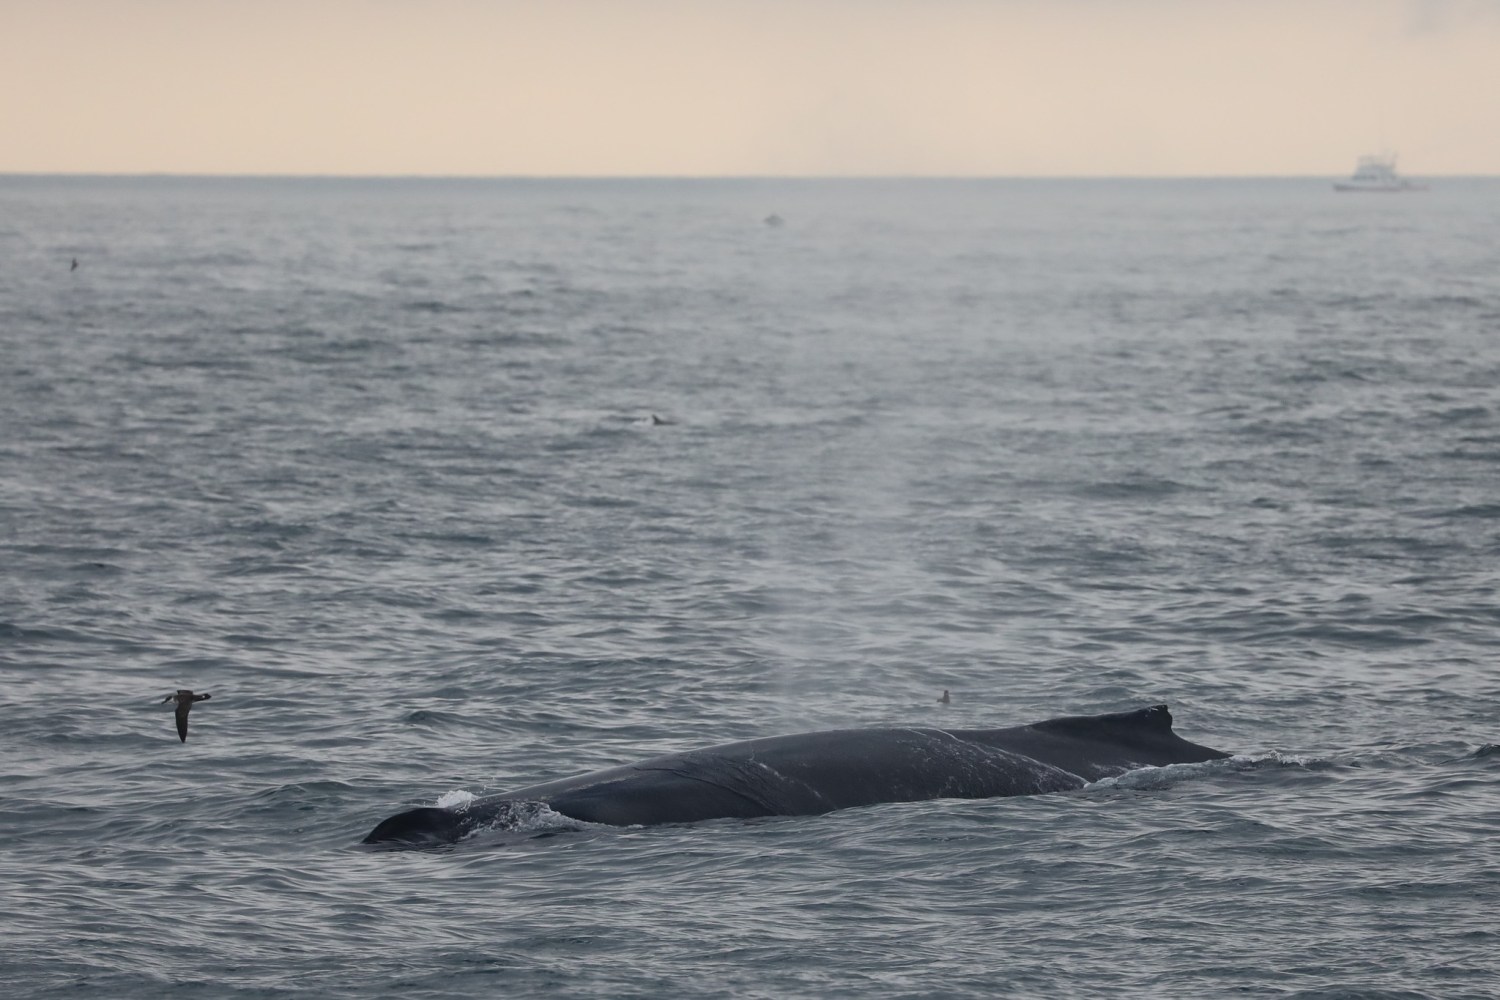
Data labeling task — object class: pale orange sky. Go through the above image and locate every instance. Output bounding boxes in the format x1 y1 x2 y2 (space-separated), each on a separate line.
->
4 0 1497 176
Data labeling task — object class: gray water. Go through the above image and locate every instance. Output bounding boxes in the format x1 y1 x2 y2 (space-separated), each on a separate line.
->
2 176 1498 999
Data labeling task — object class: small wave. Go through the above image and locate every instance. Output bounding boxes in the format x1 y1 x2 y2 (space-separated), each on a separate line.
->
402 299 461 313
1279 624 1432 649
1227 751 1333 769
45 560 125 578
0 621 112 645
1423 294 1487 310
393 530 497 547
1074 476 1197 500
455 799 588 844
401 709 467 727
1438 448 1500 462
1429 405 1491 425
254 780 359 804
1427 503 1500 520
1088 757 1230 792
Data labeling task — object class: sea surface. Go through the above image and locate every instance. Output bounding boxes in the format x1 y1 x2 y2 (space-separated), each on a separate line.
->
2 175 1499 999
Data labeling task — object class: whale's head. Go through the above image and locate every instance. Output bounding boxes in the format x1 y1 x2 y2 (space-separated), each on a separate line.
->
361 806 475 847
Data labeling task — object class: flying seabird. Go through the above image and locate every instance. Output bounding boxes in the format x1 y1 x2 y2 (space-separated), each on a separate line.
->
162 689 211 742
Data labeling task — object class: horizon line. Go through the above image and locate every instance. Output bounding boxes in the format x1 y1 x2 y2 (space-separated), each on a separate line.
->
3 170 1497 183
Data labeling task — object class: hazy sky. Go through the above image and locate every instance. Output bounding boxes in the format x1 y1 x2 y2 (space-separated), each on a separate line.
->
5 0 1498 176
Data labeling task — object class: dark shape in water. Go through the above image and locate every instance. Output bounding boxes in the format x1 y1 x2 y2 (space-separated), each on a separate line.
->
363 705 1228 846
162 690 211 742
939 689 951 705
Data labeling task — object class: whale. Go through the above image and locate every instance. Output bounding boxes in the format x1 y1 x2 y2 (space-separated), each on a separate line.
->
362 704 1228 846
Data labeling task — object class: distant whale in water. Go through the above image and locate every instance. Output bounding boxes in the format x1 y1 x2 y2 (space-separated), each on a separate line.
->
362 705 1228 846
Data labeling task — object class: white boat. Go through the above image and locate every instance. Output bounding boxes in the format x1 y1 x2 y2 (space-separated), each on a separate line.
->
1333 153 1426 192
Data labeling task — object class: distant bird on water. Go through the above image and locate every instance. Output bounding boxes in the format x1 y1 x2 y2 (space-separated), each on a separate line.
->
70 258 78 271
162 690 211 742
938 689 951 705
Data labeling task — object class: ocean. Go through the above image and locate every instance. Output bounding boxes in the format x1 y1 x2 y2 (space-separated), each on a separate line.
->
1 175 1498 999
